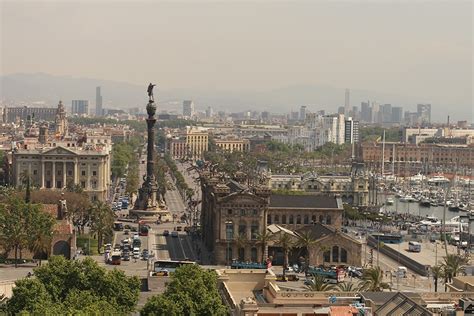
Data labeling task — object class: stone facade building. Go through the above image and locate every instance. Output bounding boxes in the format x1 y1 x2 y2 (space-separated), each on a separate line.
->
270 171 369 207
200 174 270 264
166 126 209 160
11 144 111 201
200 171 362 266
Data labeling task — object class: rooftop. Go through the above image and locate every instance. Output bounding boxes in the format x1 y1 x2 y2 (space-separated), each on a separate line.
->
269 194 341 209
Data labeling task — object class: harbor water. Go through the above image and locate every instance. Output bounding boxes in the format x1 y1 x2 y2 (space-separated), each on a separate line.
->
379 195 462 221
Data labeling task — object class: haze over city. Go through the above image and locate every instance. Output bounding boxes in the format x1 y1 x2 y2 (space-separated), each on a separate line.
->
1 0 473 121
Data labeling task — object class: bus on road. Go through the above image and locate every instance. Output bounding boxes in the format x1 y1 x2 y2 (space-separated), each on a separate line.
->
408 241 421 252
153 260 195 273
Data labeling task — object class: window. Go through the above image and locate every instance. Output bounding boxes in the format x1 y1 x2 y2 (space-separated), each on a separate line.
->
251 223 258 240
274 215 279 224
332 246 339 262
227 209 233 215
304 215 309 225
312 215 316 224
82 170 86 176
81 181 86 188
240 209 245 216
92 171 97 176
296 215 301 224
340 248 347 263
281 215 286 224
289 215 294 224
238 224 246 236
68 170 72 176
251 248 258 262
56 181 62 188
46 170 51 176
326 215 332 225
33 170 37 175
253 209 258 216
267 214 272 224
319 215 324 223
226 222 234 240
323 250 330 262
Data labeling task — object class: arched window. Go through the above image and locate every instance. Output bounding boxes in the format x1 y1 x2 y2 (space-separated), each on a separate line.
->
251 247 258 262
340 248 347 263
319 215 324 224
296 215 301 224
304 215 309 225
282 215 287 224
251 222 259 240
326 215 332 225
312 215 316 224
226 222 234 240
267 214 272 225
323 250 330 262
238 247 245 261
274 215 279 224
332 246 339 262
289 215 294 224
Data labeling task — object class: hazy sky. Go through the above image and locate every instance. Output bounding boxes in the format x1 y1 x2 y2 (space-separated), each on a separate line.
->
1 0 472 111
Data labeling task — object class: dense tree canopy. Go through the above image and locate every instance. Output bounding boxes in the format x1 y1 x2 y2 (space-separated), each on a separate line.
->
6 256 141 315
141 264 227 316
0 196 55 266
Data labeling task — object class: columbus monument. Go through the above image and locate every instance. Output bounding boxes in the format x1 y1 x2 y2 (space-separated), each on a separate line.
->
130 83 169 221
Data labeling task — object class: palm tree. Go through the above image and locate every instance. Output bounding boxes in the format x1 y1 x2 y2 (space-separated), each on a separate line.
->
277 233 295 280
295 231 317 273
337 282 361 292
431 265 444 292
256 230 273 263
235 233 248 261
361 266 390 292
442 254 467 283
306 274 334 291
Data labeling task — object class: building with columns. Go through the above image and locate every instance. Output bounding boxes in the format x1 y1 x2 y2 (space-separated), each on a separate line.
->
12 144 111 201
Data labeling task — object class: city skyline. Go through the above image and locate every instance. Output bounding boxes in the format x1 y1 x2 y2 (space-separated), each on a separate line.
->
1 1 472 122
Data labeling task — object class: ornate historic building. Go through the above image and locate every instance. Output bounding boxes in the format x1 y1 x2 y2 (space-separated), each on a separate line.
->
11 144 111 201
200 171 362 266
270 169 369 207
54 100 68 137
200 173 270 264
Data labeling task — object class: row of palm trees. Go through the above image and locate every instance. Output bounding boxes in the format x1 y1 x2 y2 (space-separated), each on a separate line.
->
305 266 389 292
431 254 468 292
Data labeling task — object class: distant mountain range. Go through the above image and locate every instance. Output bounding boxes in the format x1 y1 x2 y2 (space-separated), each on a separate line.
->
0 73 470 122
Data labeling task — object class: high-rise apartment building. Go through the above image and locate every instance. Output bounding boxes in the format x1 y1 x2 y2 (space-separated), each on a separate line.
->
344 117 360 144
205 106 213 118
71 100 89 115
344 88 350 115
391 107 403 124
183 100 194 117
299 106 307 121
360 101 371 123
381 104 392 123
95 87 103 116
417 104 431 125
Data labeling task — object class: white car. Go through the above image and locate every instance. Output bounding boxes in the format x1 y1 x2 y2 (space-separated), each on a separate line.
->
133 251 140 259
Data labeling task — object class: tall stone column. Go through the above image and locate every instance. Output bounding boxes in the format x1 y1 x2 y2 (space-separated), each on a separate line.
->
62 162 66 188
87 164 91 190
74 159 78 185
52 162 56 189
41 161 45 189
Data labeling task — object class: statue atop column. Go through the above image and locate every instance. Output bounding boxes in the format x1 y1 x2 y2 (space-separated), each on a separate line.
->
130 83 168 220
147 83 156 102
